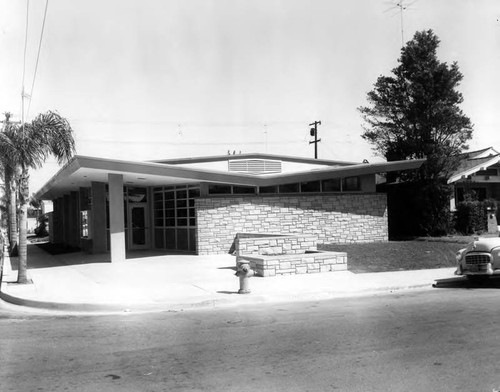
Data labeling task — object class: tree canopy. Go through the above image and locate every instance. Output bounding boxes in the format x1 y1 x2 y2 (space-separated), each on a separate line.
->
0 111 75 283
359 29 473 180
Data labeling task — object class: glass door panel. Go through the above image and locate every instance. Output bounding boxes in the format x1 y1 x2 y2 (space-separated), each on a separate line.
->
128 203 149 249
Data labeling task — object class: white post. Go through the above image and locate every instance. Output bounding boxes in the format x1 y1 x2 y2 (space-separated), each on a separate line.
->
108 173 126 262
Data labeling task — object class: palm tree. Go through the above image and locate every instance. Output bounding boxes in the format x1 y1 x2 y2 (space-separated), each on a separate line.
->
1 113 19 256
0 111 75 283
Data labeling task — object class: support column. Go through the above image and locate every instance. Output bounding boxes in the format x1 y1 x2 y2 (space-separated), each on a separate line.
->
70 191 80 248
51 198 61 243
108 173 126 262
91 182 107 253
63 195 70 246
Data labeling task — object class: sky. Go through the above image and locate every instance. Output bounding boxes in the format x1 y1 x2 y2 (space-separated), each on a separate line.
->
1 0 499 193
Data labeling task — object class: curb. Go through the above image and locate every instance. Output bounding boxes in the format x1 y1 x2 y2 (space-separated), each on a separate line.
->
0 282 435 314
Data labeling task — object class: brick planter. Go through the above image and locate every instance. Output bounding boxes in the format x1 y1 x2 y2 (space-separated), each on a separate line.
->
237 251 347 277
235 232 347 277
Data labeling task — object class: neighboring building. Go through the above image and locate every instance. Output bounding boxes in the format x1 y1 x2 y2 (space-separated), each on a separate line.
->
34 153 424 262
448 147 500 210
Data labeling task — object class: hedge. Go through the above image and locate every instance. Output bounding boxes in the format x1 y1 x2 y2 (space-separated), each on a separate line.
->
455 199 497 235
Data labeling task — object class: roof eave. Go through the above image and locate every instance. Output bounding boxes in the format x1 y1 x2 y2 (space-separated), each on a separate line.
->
448 155 500 184
34 156 425 200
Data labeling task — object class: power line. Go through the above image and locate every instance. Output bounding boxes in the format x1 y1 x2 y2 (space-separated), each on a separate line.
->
75 138 304 146
264 123 268 153
67 118 327 127
26 0 49 119
21 0 30 129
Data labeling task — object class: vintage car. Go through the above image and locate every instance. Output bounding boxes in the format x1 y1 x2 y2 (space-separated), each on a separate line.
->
455 236 500 278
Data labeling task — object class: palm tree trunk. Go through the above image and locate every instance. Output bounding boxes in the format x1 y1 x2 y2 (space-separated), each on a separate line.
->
3 170 11 244
17 168 29 284
8 179 18 257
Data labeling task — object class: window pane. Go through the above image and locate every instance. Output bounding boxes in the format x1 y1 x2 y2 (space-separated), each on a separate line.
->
165 191 175 200
188 188 200 198
259 186 278 194
209 184 232 194
166 218 175 227
166 229 175 248
301 181 320 192
322 178 341 192
154 218 164 226
343 176 360 191
233 185 256 194
279 183 299 193
154 229 164 248
189 228 196 252
177 229 189 251
127 187 147 203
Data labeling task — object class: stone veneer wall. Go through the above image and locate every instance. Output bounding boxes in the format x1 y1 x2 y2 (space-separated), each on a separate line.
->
196 193 387 255
237 252 348 277
236 233 318 255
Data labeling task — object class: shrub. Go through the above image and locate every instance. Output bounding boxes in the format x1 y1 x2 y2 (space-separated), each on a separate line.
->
455 199 497 234
34 215 49 237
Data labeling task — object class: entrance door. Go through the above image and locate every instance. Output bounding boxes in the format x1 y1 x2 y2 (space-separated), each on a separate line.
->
128 203 149 249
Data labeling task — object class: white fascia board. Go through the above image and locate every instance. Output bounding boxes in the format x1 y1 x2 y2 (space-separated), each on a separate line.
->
35 155 425 199
448 156 500 184
471 147 499 158
152 153 358 166
74 156 265 184
34 155 270 199
255 159 426 186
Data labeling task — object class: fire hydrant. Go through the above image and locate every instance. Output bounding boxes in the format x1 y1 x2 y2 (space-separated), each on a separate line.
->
235 260 255 294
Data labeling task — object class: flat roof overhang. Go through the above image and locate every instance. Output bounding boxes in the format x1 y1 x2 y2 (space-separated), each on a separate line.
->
35 155 426 200
152 152 359 166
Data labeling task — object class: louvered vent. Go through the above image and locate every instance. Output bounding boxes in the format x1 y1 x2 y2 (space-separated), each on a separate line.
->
228 159 282 174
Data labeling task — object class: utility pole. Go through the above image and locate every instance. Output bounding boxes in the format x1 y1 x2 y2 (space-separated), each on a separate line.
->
1 113 21 129
309 121 321 159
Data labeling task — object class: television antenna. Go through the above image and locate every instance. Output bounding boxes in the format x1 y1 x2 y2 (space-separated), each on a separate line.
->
384 0 418 47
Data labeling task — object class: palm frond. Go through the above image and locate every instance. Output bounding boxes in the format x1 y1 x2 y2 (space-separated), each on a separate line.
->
30 111 76 165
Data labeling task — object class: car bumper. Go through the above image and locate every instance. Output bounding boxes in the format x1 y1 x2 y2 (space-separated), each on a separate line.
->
455 263 500 276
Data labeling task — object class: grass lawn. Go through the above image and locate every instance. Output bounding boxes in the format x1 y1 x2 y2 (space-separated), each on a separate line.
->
319 239 468 273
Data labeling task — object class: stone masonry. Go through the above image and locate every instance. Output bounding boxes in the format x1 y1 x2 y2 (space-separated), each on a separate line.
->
196 193 387 255
235 233 318 256
234 233 347 277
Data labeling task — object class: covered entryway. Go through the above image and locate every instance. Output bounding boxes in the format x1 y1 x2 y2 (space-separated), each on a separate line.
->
127 203 150 250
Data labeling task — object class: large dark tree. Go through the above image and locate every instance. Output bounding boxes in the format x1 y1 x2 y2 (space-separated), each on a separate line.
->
359 29 473 181
359 30 473 236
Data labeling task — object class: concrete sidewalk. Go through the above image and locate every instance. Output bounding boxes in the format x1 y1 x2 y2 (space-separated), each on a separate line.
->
0 242 459 314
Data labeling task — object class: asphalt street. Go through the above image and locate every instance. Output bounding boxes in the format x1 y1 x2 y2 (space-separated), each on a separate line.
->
2 286 500 392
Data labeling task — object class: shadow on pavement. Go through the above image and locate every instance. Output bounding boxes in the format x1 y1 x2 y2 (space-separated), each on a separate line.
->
433 276 500 289
218 266 237 271
24 242 181 270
